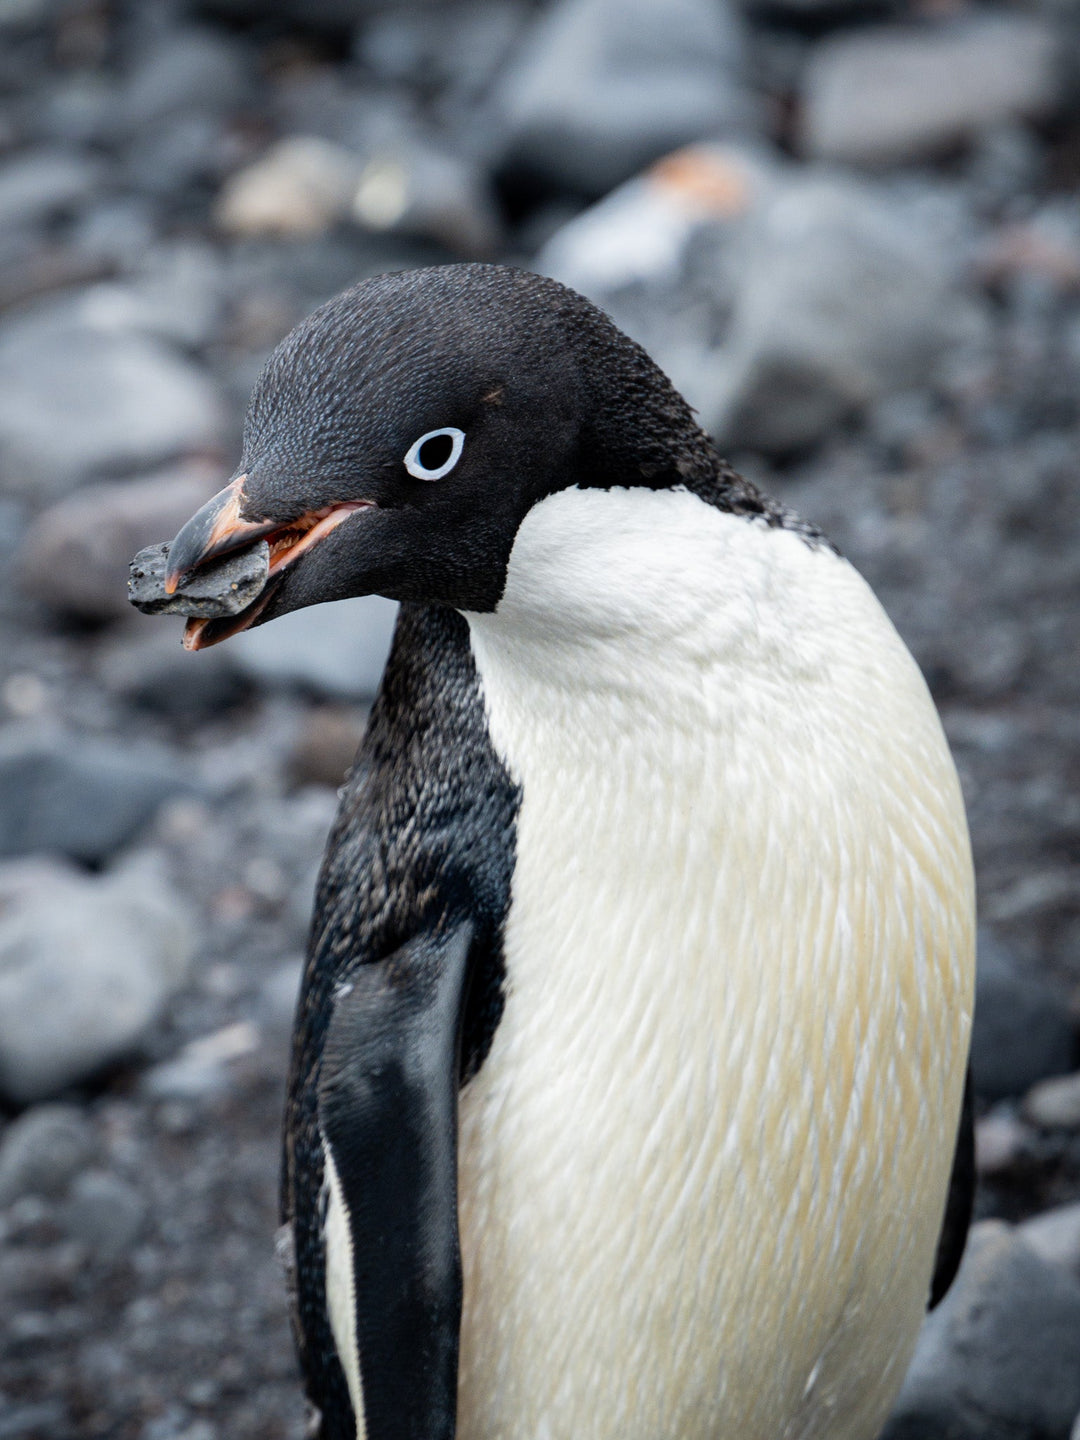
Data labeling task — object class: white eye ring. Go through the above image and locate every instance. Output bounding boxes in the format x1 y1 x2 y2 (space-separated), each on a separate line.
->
404 427 465 481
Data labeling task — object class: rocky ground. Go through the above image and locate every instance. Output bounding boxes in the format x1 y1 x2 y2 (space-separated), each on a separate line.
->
0 0 1079 1437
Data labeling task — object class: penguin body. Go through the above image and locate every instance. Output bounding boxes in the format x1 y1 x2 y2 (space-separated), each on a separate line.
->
155 265 976 1440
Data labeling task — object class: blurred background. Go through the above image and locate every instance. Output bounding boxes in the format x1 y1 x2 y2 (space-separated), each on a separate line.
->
0 0 1078 1436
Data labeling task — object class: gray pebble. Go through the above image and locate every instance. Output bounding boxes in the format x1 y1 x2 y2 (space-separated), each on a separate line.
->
0 1104 95 1206
1024 1071 1080 1131
1018 1203 1080 1275
63 1169 147 1261
128 539 270 619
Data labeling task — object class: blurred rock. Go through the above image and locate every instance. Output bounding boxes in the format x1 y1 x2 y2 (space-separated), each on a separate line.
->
0 1105 95 1207
216 137 359 240
287 706 367 789
115 27 250 132
62 1169 147 1261
0 146 103 231
353 141 501 257
706 174 986 452
0 311 225 496
100 629 251 722
0 854 197 1103
801 16 1063 166
0 728 202 864
882 1221 1080 1440
123 111 232 200
142 1021 259 1103
17 462 222 622
974 1107 1031 1177
1019 1202 1080 1274
491 0 758 195
69 243 226 351
1024 1070 1080 1129
229 594 398 701
971 930 1076 1102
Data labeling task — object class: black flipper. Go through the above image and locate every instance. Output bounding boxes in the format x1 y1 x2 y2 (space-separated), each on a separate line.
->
929 1066 974 1309
317 920 473 1440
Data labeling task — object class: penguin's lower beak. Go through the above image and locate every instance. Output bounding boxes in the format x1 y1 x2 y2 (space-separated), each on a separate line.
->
166 477 372 651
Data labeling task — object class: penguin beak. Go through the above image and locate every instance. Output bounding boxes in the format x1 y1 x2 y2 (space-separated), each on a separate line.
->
165 476 373 651
164 475 277 595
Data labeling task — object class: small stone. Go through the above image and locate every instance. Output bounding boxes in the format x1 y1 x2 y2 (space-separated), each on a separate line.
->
1018 1203 1080 1275
0 853 197 1103
0 1104 95 1206
128 539 270 619
100 630 251 723
353 142 501 259
800 15 1063 166
62 1169 147 1261
17 463 222 623
883 1221 1080 1440
491 0 759 196
115 27 250 132
971 931 1077 1101
228 594 398 700
216 137 359 239
0 311 225 496
1024 1071 1080 1130
0 728 202 864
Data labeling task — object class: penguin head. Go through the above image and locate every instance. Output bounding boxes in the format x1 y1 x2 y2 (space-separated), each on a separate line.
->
164 263 722 648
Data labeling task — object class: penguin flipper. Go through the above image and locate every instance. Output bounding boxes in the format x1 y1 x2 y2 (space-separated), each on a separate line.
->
317 919 474 1440
929 1066 974 1309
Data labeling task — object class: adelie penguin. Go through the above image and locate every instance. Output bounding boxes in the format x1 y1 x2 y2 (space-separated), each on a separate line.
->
144 264 976 1440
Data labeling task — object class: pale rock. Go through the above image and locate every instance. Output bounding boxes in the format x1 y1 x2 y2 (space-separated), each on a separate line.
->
216 137 359 239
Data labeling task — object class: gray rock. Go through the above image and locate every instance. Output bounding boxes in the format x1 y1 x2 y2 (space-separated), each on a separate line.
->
98 630 251 723
116 28 250 132
0 853 197 1103
128 540 270 620
0 1104 95 1206
971 931 1076 1102
228 594 398 700
1018 1203 1080 1275
883 1221 1080 1440
0 311 225 496
705 174 987 453
491 0 758 195
17 463 222 622
0 727 201 864
69 243 226 351
1024 1070 1080 1130
62 1169 147 1261
801 16 1063 166
0 146 104 231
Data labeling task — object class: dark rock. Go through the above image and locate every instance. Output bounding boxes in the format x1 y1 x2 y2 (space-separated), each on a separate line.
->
0 146 104 231
99 630 251 722
882 1221 1080 1440
129 539 270 620
491 0 759 196
0 854 197 1103
0 727 202 864
228 594 398 700
0 311 225 496
17 463 223 623
800 16 1063 166
62 1170 147 1261
971 930 1076 1102
0 1105 95 1206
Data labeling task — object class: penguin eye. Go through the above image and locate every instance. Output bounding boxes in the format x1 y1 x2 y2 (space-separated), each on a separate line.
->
404 427 465 481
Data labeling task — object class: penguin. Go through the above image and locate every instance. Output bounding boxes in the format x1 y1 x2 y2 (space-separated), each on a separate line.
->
161 263 975 1440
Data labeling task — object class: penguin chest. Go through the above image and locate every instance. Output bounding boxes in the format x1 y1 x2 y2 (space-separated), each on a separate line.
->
457 488 974 1440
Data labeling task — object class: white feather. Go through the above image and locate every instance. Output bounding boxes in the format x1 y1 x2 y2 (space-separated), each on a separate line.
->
457 486 974 1440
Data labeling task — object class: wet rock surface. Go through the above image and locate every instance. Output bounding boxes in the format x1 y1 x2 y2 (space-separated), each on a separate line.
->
0 0 1078 1436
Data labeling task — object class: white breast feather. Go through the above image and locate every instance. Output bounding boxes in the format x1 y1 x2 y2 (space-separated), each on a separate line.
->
457 486 975 1440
